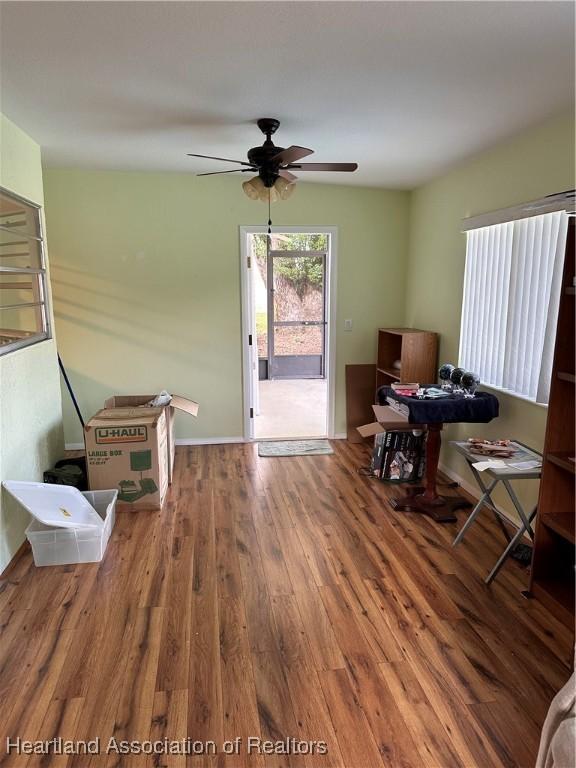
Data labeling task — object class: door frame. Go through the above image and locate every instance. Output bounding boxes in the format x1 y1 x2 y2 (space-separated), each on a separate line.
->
239 225 338 441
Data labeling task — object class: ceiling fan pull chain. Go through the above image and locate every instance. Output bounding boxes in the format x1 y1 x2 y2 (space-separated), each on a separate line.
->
267 188 272 235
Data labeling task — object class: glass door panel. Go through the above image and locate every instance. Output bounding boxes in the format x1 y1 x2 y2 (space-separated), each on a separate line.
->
268 251 326 379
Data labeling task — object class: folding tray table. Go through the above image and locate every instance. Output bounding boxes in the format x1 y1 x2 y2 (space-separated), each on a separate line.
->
450 440 542 583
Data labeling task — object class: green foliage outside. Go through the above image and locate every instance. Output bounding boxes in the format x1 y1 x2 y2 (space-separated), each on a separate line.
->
256 311 267 334
252 233 326 299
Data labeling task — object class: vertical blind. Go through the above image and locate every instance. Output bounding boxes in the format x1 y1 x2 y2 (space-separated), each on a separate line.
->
459 211 568 404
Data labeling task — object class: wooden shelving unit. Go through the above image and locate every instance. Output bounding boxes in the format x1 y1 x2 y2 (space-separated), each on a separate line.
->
376 328 438 390
543 514 575 543
529 219 575 628
546 451 576 474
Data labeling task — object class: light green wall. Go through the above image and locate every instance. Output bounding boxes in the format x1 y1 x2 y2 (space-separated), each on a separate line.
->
43 170 410 443
40 110 573 525
405 110 575 517
0 114 64 573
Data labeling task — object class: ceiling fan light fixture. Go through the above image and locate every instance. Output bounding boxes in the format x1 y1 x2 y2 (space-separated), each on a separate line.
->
259 184 279 204
274 177 295 200
242 176 265 200
192 119 357 205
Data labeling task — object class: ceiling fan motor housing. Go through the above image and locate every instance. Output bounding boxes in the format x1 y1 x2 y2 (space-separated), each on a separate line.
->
246 118 286 186
248 151 285 186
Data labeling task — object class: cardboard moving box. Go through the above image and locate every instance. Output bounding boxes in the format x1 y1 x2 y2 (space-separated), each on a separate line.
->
104 394 199 482
85 407 169 510
357 405 426 438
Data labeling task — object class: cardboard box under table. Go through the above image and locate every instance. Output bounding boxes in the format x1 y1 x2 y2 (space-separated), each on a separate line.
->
358 405 427 479
85 406 168 510
357 404 426 438
104 394 199 483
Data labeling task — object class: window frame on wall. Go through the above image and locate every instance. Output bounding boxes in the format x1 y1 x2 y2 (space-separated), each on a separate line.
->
0 185 51 356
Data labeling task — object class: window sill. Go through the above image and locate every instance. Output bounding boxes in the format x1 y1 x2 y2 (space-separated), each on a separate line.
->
479 382 548 409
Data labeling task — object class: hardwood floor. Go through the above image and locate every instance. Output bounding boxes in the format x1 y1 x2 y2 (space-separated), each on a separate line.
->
0 441 573 768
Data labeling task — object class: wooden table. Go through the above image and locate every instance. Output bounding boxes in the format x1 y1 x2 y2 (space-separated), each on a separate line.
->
378 387 500 524
389 423 472 522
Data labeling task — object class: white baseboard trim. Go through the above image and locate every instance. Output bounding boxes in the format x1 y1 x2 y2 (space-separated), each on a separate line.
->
65 443 85 450
253 434 347 442
438 461 480 500
438 460 518 529
175 437 246 446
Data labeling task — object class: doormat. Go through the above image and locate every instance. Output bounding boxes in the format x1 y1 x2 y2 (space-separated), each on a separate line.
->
258 440 333 457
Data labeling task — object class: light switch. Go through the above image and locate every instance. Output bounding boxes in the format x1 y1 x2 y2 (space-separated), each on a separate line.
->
344 319 353 331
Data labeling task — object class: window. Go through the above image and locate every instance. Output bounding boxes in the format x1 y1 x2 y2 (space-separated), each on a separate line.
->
0 187 51 355
459 210 569 404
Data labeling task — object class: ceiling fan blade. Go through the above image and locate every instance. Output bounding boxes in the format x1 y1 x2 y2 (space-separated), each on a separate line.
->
187 153 254 167
278 169 298 183
272 145 314 165
286 163 358 172
196 169 250 176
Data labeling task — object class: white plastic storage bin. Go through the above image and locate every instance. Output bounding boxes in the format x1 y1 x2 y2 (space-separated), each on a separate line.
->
25 489 117 566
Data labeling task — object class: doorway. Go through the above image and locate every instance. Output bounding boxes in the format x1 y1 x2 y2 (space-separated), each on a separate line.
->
240 227 337 440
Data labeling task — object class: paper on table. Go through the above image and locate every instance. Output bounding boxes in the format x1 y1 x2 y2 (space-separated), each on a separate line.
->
472 459 507 472
507 460 542 470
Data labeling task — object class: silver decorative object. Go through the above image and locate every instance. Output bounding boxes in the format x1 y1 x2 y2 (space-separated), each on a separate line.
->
438 363 455 390
461 371 480 398
450 367 466 394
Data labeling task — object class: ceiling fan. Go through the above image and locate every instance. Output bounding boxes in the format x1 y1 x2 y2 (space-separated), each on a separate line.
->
187 118 358 202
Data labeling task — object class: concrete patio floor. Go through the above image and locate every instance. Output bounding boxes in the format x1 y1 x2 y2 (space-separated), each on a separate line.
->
254 379 328 439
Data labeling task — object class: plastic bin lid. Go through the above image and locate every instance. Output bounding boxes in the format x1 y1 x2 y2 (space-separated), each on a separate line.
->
2 481 105 530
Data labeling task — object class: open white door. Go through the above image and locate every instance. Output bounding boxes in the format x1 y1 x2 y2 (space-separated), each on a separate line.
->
240 228 256 439
247 238 260 418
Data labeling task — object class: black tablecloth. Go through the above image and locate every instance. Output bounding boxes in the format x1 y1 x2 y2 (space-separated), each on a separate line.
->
377 386 499 425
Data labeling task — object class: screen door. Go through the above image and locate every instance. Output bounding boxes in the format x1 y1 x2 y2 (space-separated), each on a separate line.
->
267 250 326 379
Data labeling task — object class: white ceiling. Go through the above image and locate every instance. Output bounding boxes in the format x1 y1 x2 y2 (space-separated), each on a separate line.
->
0 1 574 188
